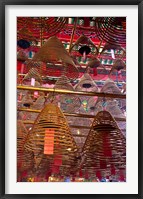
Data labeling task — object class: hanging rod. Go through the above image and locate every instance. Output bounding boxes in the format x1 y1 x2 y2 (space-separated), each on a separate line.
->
17 85 126 99
18 107 126 122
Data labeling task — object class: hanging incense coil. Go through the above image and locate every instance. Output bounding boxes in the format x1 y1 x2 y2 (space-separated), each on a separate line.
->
17 17 67 41
24 103 78 174
23 68 42 83
94 100 125 119
30 36 76 66
81 111 126 172
101 43 126 56
70 35 98 55
87 58 103 69
110 59 126 73
75 72 98 92
95 17 126 45
21 92 33 108
17 121 34 173
17 50 29 62
75 73 98 110
96 78 122 105
27 36 79 80
47 75 81 113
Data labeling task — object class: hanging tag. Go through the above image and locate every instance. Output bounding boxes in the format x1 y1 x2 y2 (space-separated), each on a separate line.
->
44 129 55 155
31 78 35 86
111 49 115 59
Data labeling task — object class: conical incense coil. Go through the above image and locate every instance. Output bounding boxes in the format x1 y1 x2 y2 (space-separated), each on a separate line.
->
23 68 42 83
70 35 98 54
17 121 34 172
111 59 126 72
96 78 122 105
75 72 98 106
87 58 103 69
101 43 125 55
75 73 98 92
24 103 78 170
94 100 125 119
27 36 79 80
95 17 126 45
31 36 76 66
21 92 33 108
81 111 126 171
47 75 81 113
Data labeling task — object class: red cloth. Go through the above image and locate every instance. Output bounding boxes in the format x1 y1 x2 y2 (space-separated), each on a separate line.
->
100 160 107 169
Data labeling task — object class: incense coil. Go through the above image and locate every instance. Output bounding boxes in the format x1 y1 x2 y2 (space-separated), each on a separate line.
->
87 58 103 69
101 42 126 57
95 17 126 45
17 50 29 62
23 68 42 83
110 59 126 72
47 75 81 113
24 103 78 171
27 36 79 80
17 121 34 172
70 35 98 54
94 100 125 119
96 78 122 105
17 17 67 40
82 111 126 171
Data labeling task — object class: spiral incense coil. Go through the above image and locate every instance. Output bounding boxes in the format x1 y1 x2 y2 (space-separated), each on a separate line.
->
101 43 125 54
75 72 98 92
24 103 78 170
17 121 34 172
47 75 81 113
95 78 122 105
95 17 126 45
31 36 76 66
21 93 33 108
23 68 42 83
94 100 125 119
17 17 67 41
111 59 126 72
70 35 98 54
26 36 79 80
87 58 103 69
17 50 29 62
82 111 126 171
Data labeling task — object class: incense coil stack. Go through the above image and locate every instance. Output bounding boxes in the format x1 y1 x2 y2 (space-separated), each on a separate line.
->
81 111 126 173
17 121 34 172
24 103 78 175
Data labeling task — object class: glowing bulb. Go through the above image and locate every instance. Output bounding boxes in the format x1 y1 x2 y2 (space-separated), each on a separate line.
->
67 148 71 151
77 130 80 135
